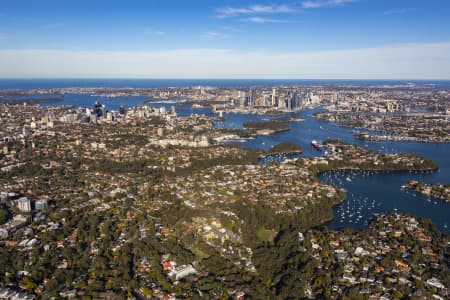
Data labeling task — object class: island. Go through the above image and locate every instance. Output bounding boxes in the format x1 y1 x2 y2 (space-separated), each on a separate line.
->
265 141 303 156
243 119 291 136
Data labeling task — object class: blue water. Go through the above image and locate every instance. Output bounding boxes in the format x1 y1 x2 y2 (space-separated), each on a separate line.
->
217 109 450 234
1 82 449 234
1 78 450 89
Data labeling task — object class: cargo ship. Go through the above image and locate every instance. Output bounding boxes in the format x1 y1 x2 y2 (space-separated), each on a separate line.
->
311 140 323 150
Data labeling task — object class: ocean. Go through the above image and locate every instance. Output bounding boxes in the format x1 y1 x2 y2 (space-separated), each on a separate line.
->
1 78 450 89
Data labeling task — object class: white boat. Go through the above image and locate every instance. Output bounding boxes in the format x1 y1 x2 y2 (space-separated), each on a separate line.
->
311 140 323 150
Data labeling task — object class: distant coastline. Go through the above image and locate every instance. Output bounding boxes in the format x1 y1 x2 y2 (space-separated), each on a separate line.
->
0 97 64 104
1 78 450 89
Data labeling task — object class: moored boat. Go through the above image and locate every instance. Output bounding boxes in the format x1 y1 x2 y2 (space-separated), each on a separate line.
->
311 140 323 150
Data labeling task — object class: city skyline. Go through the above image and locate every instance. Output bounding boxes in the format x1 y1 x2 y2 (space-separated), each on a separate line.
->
0 0 450 79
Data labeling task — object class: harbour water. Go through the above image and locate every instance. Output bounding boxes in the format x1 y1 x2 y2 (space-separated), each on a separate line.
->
217 109 450 234
2 80 449 234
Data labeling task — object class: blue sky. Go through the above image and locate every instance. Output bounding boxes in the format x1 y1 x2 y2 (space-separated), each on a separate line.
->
0 0 450 79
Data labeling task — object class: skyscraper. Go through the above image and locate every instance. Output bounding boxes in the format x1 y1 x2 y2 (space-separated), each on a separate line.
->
271 88 276 107
287 94 292 110
277 97 285 109
239 91 246 108
248 89 256 107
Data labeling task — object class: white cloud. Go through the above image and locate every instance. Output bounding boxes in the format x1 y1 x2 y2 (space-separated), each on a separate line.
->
0 42 450 79
216 4 294 18
302 0 355 9
242 17 291 24
247 4 293 13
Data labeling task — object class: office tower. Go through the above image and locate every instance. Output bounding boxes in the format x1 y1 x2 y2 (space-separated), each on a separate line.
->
101 104 107 117
119 105 127 115
18 197 31 212
248 89 257 107
292 92 300 109
272 89 276 107
239 91 246 108
35 199 48 211
278 97 285 109
93 101 102 117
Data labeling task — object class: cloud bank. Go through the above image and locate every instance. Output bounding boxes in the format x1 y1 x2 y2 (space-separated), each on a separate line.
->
1 42 450 79
216 5 294 18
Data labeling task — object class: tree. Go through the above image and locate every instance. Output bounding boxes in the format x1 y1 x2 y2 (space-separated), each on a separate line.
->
142 287 153 296
392 290 403 299
0 207 8 224
22 277 37 290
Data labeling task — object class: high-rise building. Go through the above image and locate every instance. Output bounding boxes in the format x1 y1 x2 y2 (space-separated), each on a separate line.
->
271 89 276 107
386 101 394 112
90 114 98 124
239 91 246 108
93 101 107 117
93 101 102 116
278 97 285 109
262 94 270 107
101 104 107 117
47 109 55 122
35 199 48 211
292 92 300 109
248 90 255 107
18 197 31 212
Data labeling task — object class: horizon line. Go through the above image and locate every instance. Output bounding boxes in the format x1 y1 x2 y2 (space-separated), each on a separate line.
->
1 78 450 81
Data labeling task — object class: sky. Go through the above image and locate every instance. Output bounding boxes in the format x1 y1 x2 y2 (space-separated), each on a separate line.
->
0 0 450 79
